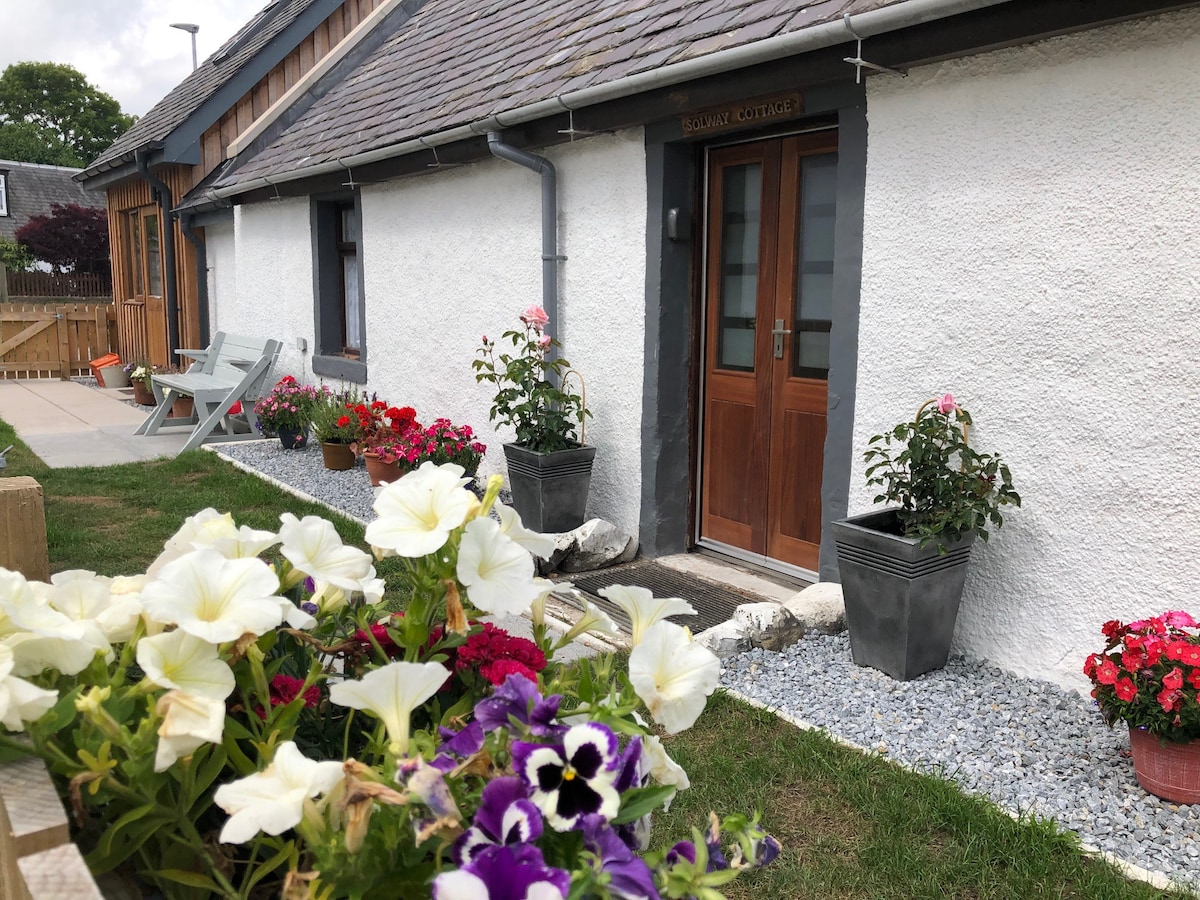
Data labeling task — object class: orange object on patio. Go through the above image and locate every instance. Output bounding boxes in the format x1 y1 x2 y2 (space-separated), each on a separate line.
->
89 353 122 387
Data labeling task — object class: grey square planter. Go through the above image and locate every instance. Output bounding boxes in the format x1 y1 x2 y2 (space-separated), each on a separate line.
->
503 443 596 533
832 509 976 681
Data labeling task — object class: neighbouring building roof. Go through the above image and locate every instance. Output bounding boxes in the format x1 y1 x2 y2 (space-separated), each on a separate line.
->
0 160 105 242
215 0 906 189
81 0 329 179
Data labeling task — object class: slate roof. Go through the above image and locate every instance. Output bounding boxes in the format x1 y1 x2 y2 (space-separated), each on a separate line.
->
0 160 105 241
82 0 323 177
217 0 904 188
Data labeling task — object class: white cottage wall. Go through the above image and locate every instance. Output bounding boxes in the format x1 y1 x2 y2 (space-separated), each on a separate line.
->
359 129 647 537
204 221 236 337
857 8 1200 689
231 199 315 379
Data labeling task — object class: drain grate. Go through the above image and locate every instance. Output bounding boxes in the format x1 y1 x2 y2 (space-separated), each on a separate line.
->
561 561 753 635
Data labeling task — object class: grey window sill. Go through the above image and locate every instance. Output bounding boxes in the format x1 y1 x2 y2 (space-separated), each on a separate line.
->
312 354 366 383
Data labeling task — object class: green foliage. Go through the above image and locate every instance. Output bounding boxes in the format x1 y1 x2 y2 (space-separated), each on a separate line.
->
0 62 135 166
309 385 363 443
863 398 1020 549
473 308 590 453
0 237 34 272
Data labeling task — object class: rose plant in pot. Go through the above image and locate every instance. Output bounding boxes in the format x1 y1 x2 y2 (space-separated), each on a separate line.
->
474 305 592 533
254 375 320 449
1085 612 1200 804
832 393 1020 680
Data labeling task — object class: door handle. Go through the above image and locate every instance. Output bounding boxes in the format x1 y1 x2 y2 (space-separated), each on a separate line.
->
772 319 791 358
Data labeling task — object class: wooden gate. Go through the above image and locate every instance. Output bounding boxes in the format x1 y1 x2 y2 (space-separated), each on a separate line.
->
0 302 118 380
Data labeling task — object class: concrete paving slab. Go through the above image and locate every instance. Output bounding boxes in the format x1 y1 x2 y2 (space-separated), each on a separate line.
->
0 380 189 467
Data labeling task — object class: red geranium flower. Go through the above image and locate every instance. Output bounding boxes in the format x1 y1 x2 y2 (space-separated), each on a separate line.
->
1095 657 1120 685
480 658 539 686
270 674 320 708
1166 641 1200 666
1157 687 1183 713
1162 667 1184 691
1190 669 1200 691
336 415 351 428
1101 619 1126 640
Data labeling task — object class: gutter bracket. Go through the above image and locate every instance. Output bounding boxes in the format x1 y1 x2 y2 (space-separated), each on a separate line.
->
842 14 908 83
557 109 600 142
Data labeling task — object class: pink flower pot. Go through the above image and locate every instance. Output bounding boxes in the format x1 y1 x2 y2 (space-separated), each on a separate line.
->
1129 725 1200 804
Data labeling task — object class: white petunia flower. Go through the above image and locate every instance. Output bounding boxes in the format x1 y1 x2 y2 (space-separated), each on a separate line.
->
136 631 235 701
154 690 226 772
641 734 690 808
328 661 450 755
628 621 720 734
456 518 540 616
0 568 110 675
140 549 286 642
278 513 373 590
146 509 240 578
0 644 56 732
598 585 695 646
496 503 557 559
365 462 474 558
206 525 281 561
214 741 344 844
43 570 142 643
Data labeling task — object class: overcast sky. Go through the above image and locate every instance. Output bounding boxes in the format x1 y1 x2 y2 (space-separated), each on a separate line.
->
0 0 268 116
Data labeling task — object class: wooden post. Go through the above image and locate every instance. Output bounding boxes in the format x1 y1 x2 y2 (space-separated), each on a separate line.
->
55 304 70 380
0 477 49 583
0 261 9 303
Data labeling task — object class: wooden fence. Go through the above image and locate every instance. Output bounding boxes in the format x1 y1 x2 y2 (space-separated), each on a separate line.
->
0 302 118 380
3 270 111 300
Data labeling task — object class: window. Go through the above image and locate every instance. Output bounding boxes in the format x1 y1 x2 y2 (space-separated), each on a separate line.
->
312 195 366 382
0 172 8 217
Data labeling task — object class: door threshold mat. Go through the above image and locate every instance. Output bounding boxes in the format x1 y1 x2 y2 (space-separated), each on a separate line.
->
560 561 761 635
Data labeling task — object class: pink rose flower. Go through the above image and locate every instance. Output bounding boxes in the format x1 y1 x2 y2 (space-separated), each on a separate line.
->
537 334 552 349
936 393 957 414
520 305 550 330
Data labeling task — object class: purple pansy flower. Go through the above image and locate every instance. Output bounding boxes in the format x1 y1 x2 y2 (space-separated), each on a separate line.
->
432 720 486 773
432 844 569 900
581 815 661 900
475 674 563 737
454 776 543 865
612 737 652 851
512 722 621 831
665 841 696 866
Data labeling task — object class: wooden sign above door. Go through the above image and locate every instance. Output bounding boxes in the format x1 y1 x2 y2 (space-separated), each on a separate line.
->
680 93 803 137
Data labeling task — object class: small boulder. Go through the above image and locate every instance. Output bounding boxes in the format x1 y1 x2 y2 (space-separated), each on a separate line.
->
536 531 576 576
558 519 634 573
733 602 805 652
781 582 845 633
694 620 751 659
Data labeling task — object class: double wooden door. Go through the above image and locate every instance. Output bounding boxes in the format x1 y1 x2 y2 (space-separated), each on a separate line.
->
700 131 838 572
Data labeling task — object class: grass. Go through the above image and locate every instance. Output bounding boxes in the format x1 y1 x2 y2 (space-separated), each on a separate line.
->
1 418 1191 899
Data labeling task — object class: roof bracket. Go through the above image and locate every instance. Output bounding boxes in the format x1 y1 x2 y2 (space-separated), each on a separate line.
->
340 163 359 188
557 109 599 141
842 14 907 84
424 143 462 170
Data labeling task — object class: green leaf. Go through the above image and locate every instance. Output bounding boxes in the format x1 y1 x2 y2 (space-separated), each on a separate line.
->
154 869 223 891
612 785 676 824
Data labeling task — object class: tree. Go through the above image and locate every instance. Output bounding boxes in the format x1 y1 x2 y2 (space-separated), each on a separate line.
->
0 238 35 272
0 62 135 167
15 203 110 275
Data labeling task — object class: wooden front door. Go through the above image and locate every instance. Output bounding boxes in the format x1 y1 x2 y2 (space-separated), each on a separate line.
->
699 131 838 572
122 206 168 366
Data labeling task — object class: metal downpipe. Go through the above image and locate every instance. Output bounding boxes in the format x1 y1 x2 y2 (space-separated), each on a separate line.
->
178 213 210 347
486 132 560 350
134 150 181 359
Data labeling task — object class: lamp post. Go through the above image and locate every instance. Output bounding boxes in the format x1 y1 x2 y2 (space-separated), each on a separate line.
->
170 23 199 71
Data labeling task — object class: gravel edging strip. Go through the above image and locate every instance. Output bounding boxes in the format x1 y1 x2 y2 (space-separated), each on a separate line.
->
722 635 1200 896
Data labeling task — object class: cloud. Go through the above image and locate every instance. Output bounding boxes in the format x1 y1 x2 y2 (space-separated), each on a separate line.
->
0 0 263 115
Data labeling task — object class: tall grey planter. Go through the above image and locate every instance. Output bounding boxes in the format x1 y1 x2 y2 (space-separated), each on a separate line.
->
832 509 976 681
503 443 596 533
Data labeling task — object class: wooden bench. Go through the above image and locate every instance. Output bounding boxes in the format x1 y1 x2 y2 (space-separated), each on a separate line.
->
133 332 282 454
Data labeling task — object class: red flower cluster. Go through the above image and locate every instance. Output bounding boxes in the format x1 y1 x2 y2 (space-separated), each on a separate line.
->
1085 611 1200 741
255 674 321 719
456 622 546 686
350 398 421 458
392 418 486 470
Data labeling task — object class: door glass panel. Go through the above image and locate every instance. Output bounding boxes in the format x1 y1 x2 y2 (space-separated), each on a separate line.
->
717 163 761 371
793 152 837 379
129 213 144 296
343 256 361 352
144 213 162 297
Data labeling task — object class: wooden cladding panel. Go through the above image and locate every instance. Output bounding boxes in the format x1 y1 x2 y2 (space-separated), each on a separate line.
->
197 0 388 174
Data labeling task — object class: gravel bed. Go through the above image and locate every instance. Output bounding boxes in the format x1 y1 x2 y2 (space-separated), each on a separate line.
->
722 634 1200 891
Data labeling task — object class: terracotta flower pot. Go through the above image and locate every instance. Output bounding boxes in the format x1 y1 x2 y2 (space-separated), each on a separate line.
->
131 381 156 406
169 397 194 420
1129 725 1200 804
364 452 403 487
321 441 355 471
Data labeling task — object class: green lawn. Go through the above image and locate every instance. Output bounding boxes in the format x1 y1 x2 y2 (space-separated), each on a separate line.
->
0 417 1188 899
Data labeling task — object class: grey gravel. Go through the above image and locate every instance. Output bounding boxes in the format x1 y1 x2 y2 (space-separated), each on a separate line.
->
722 633 1200 891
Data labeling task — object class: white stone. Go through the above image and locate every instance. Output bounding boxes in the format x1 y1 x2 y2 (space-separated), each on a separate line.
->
733 602 805 652
694 620 750 659
536 531 577 576
782 582 845 634
558 518 634 573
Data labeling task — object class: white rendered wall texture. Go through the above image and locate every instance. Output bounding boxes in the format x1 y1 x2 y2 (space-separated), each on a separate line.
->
204 222 235 337
231 199 315 382
359 128 648 536
857 9 1200 690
